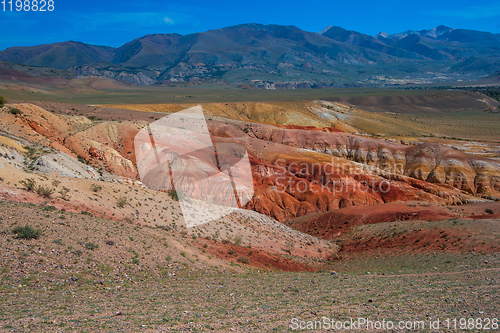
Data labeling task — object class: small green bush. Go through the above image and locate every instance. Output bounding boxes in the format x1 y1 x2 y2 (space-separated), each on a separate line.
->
36 185 55 198
168 190 184 201
42 205 57 211
24 146 38 160
9 108 21 115
228 248 236 255
116 197 127 208
19 178 37 191
237 256 250 264
12 225 42 240
0 95 5 107
85 242 98 250
233 235 243 246
91 184 102 192
485 208 495 215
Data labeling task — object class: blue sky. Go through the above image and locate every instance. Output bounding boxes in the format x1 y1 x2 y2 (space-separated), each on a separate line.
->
1 0 500 50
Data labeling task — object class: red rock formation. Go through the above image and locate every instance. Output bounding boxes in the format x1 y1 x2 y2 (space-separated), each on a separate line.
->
7 103 498 225
203 121 494 221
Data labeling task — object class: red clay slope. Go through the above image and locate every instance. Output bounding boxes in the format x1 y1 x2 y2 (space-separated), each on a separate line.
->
284 201 455 239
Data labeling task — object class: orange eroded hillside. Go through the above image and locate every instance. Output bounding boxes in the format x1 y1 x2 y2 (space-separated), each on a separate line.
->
2 103 499 225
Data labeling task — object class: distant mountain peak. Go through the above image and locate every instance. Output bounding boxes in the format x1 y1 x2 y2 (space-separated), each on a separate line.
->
375 32 389 38
379 25 455 41
420 25 454 39
318 26 333 35
436 24 451 30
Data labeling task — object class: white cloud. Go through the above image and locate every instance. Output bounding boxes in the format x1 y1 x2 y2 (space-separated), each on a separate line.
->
62 12 180 30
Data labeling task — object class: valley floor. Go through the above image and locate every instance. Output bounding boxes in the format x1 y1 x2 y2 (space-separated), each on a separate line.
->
0 201 498 332
1 255 498 332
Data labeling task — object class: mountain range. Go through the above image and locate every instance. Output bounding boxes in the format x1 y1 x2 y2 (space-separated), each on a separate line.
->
1 24 500 87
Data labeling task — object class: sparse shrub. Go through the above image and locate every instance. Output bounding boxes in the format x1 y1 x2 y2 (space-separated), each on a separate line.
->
91 184 102 192
0 95 5 106
36 185 55 198
58 186 71 201
284 241 295 254
243 127 249 133
237 256 250 264
132 257 139 264
42 205 57 211
19 178 37 191
485 209 494 215
51 180 61 188
85 242 98 250
232 235 243 246
168 190 183 201
228 248 236 255
180 251 186 257
87 116 96 121
116 197 127 208
81 210 93 216
12 225 41 240
9 108 21 115
23 146 38 160
53 239 63 245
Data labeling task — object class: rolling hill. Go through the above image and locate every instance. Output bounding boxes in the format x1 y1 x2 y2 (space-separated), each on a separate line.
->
0 41 115 69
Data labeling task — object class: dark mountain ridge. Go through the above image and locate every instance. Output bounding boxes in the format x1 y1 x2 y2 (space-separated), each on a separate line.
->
1 24 499 87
